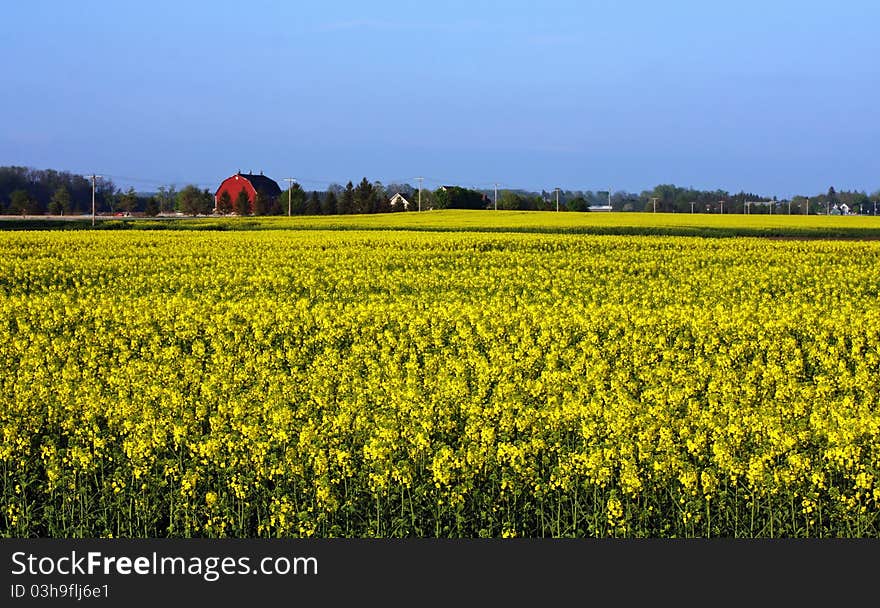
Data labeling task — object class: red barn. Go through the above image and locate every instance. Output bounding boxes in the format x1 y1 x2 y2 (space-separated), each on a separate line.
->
215 171 282 214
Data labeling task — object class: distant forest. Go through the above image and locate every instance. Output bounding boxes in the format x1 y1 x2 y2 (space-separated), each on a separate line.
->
1 165 878 216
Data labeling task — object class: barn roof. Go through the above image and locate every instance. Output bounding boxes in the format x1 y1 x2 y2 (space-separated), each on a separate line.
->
239 172 282 197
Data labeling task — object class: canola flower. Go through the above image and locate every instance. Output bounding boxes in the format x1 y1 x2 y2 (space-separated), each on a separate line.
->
0 229 879 538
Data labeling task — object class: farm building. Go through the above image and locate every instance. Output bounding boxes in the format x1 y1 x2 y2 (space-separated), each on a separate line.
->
389 192 410 210
215 171 282 212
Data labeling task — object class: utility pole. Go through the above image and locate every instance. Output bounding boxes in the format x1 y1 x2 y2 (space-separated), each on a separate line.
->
788 199 791 214
415 177 424 212
608 187 611 209
651 197 659 213
805 197 809 215
282 178 296 216
691 201 695 214
554 187 560 212
86 174 103 227
494 183 500 211
719 200 724 214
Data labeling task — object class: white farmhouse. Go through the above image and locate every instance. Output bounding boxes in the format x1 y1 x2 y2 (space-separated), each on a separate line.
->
389 193 410 210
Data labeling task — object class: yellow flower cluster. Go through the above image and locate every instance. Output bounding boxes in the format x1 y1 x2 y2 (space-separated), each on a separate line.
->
1 229 879 537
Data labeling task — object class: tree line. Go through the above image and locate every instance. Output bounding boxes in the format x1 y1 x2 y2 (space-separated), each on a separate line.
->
0 166 116 215
485 185 880 215
216 178 412 217
2 165 879 216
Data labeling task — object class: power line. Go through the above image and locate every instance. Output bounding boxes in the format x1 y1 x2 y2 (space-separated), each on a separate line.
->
282 178 297 216
59 167 829 203
72 170 628 200
415 177 424 212
84 174 103 227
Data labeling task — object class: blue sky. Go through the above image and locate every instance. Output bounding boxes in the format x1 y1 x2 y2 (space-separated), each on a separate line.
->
2 0 878 198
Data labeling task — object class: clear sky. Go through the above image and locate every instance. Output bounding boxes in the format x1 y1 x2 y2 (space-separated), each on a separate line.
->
2 0 878 198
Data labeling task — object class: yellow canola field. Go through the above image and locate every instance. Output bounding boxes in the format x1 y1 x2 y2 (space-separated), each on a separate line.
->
167 208 880 236
1 230 879 537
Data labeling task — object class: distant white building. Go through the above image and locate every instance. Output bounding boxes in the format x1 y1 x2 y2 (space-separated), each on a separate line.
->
588 205 613 212
389 193 410 210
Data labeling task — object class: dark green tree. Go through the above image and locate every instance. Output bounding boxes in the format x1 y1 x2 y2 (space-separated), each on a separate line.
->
651 184 678 213
282 183 306 215
306 191 321 215
322 190 338 215
157 185 177 213
353 178 375 214
201 189 214 215
498 190 521 210
432 187 450 210
823 187 840 214
48 186 71 215
177 185 205 216
119 187 138 214
253 191 269 215
339 181 355 214
414 188 432 211
566 196 588 212
9 189 31 215
233 187 251 215
432 185 487 210
850 191 870 215
0 166 93 212
827 186 838 204
216 190 233 215
101 188 120 214
144 196 160 217
372 182 390 213
611 191 640 212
